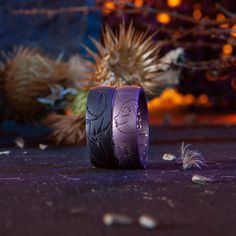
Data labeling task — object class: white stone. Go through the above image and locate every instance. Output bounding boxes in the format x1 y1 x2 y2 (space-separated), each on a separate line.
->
39 144 48 150
162 153 176 161
0 151 10 155
192 175 212 184
138 215 158 229
103 213 133 226
15 137 24 148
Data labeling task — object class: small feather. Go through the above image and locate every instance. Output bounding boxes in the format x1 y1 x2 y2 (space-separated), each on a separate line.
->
179 142 206 170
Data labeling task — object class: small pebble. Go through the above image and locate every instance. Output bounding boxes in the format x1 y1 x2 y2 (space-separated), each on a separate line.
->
143 196 153 200
103 213 133 227
15 137 24 148
69 208 85 214
138 215 158 229
192 175 213 184
162 153 176 161
39 144 48 150
0 151 10 155
45 201 53 207
202 190 214 195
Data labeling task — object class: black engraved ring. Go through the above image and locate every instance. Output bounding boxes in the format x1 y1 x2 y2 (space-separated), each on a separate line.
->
86 86 149 169
85 86 117 168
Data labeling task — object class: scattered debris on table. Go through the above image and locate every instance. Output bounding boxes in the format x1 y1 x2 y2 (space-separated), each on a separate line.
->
192 175 213 184
15 137 25 149
69 208 85 215
138 214 158 229
45 201 53 207
0 177 22 181
161 196 175 208
56 172 81 181
0 150 10 155
221 176 235 179
179 142 206 170
39 144 48 150
143 195 153 200
198 190 215 195
103 213 133 227
162 153 176 161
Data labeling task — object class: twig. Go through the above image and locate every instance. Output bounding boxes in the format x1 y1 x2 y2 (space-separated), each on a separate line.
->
216 3 236 19
56 172 81 181
11 1 236 27
9 2 236 73
0 177 22 181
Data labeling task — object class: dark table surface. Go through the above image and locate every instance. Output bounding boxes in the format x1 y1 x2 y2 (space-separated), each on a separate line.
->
0 125 236 236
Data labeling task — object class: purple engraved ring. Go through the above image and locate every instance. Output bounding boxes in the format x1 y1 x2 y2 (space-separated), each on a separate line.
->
86 86 149 169
112 86 149 169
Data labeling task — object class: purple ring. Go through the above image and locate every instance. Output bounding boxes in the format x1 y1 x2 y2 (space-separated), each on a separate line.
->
112 86 149 169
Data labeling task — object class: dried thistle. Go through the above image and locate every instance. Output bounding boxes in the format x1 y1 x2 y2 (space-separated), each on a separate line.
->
1 47 76 121
85 22 179 95
42 113 86 145
37 84 77 109
179 142 206 170
67 55 93 86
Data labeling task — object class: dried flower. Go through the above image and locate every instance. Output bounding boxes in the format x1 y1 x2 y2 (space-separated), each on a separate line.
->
179 142 206 170
1 47 76 121
68 55 93 86
37 84 77 109
85 22 180 95
42 113 86 145
157 48 184 70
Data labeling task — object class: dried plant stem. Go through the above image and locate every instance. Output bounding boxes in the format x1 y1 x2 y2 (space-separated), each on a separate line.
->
42 113 86 145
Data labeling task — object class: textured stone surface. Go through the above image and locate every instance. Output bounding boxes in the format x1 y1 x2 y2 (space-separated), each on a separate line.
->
0 126 236 236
